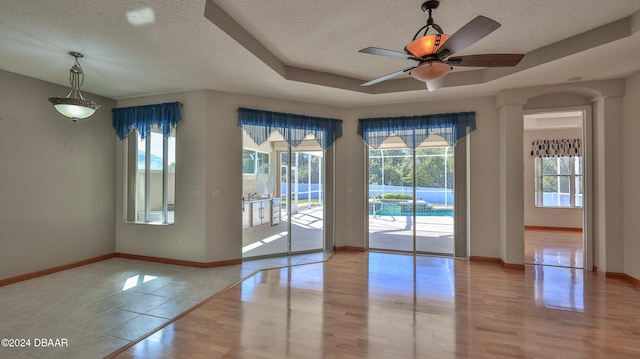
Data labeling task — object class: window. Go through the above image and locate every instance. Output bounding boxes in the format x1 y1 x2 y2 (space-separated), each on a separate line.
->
242 149 269 174
535 156 582 208
126 125 176 224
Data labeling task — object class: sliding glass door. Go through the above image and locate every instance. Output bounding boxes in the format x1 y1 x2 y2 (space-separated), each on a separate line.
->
242 133 325 259
368 141 454 256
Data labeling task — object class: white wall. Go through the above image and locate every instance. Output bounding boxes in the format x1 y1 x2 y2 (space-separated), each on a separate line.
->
523 127 583 228
115 91 208 262
113 90 345 263
5 67 636 279
113 82 633 269
0 69 116 281
623 70 640 279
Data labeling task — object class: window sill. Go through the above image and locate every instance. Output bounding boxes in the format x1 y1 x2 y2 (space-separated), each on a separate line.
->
534 206 583 209
125 221 175 226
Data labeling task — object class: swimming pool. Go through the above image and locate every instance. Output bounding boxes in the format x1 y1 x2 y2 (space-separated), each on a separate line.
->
369 207 454 217
369 210 453 217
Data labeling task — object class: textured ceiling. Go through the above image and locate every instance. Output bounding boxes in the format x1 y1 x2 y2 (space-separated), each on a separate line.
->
0 0 639 108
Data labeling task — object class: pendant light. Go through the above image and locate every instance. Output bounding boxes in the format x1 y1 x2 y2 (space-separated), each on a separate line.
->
48 52 101 122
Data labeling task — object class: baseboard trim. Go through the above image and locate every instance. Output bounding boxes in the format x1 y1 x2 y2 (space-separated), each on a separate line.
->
469 256 525 270
469 256 502 263
334 246 366 252
605 271 628 280
622 274 640 285
591 266 640 286
503 262 526 270
604 271 640 285
524 225 583 232
114 253 242 268
0 253 116 287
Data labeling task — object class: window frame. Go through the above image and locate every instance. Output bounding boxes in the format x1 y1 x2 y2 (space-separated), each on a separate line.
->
125 126 176 225
242 148 270 175
534 156 582 208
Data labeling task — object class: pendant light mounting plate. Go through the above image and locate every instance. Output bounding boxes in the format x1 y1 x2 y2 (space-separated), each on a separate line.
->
421 1 440 13
69 51 84 59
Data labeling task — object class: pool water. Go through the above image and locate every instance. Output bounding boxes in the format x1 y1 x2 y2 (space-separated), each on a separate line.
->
369 209 454 217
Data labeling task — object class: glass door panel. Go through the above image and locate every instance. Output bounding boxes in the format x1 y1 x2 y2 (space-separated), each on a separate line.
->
368 148 415 252
285 149 325 253
242 133 288 259
414 146 454 255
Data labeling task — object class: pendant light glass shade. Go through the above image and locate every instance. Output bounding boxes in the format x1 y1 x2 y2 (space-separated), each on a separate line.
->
410 61 451 81
48 52 100 122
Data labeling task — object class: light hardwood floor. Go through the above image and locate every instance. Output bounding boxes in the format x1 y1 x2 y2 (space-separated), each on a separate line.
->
112 250 640 359
524 228 583 268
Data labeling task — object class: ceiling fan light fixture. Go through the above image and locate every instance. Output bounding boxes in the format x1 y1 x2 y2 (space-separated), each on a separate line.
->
48 51 101 123
410 61 451 82
359 0 521 90
405 34 449 58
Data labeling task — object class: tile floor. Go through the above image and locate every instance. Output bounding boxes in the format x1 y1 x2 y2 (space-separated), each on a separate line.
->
0 252 332 359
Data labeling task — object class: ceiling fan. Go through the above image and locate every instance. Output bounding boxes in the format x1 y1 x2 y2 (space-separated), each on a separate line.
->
359 0 524 91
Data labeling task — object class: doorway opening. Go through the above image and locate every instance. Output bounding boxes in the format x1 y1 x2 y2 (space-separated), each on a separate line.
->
523 110 586 269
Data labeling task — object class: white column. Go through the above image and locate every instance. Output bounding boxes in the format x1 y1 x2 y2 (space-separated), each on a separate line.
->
499 103 525 266
593 96 624 273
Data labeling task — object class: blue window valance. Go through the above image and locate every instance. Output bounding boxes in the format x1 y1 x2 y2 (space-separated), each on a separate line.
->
112 102 182 140
237 107 343 150
357 111 476 149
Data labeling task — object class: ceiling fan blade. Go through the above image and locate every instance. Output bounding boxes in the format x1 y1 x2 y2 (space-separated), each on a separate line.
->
426 78 444 92
359 47 418 61
361 66 416 86
447 54 524 67
436 15 501 58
